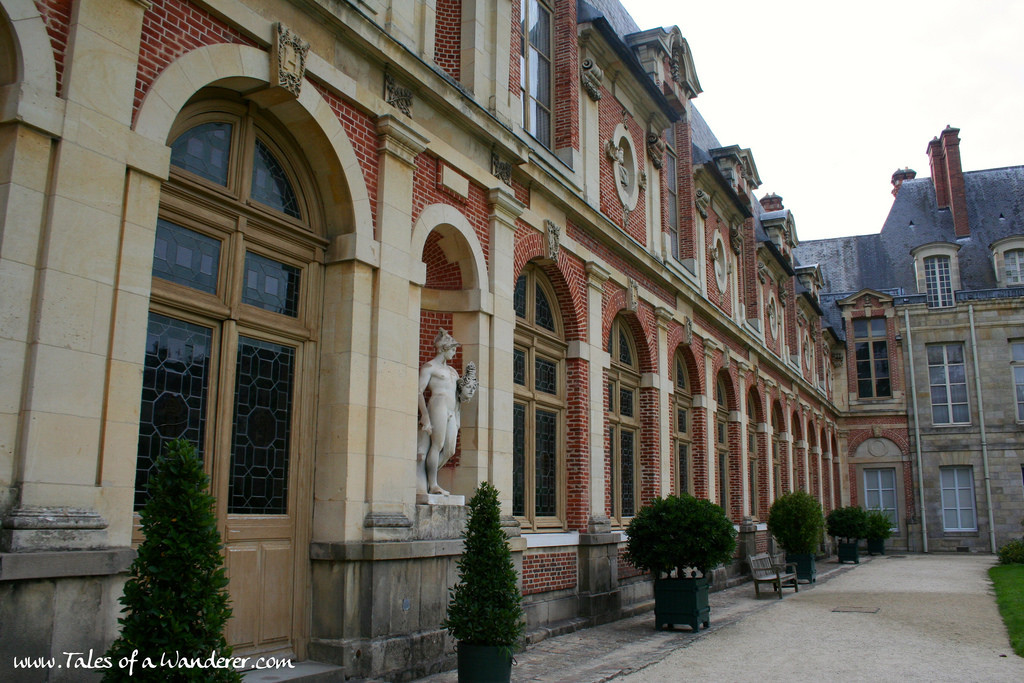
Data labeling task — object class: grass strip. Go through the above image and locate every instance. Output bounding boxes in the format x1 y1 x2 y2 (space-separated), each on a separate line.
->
989 564 1024 657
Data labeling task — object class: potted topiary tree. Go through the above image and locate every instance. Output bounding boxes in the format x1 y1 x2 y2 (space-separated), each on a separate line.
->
826 505 868 564
104 438 240 682
767 491 824 583
443 482 524 683
625 494 737 632
865 509 893 555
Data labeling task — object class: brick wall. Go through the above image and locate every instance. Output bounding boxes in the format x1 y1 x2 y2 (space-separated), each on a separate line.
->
552 0 578 155
617 545 645 580
313 81 380 235
434 0 461 81
566 357 590 531
597 89 647 244
134 0 257 119
522 551 577 595
422 231 464 290
412 155 491 265
34 0 72 96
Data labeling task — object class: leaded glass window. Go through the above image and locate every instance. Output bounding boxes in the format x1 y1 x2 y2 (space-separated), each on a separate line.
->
672 351 692 496
170 121 232 186
242 251 301 316
228 337 295 514
153 219 220 293
135 313 212 510
607 316 641 525
512 264 566 529
715 374 732 515
251 137 301 218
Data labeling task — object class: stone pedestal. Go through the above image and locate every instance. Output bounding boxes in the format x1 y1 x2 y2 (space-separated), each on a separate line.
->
415 492 465 506
1 507 109 552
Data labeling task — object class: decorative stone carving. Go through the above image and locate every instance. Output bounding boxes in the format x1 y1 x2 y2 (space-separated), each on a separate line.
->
684 316 693 345
627 277 640 311
491 150 513 185
778 282 788 307
272 23 309 97
580 58 603 101
606 138 627 190
544 219 561 261
670 54 681 83
723 348 731 369
831 348 844 365
417 330 478 496
622 206 631 228
638 170 647 193
757 261 769 284
647 133 665 169
385 72 413 117
729 223 742 254
695 188 709 218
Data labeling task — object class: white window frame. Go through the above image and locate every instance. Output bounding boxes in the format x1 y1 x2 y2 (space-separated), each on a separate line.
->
1012 341 1024 422
928 343 970 425
924 255 954 308
1005 249 1024 286
940 466 977 532
863 467 898 530
520 0 553 149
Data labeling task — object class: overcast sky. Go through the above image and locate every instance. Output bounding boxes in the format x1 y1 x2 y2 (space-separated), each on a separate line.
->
622 0 1024 242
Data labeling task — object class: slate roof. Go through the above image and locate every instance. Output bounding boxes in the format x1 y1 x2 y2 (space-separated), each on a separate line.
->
797 166 1024 295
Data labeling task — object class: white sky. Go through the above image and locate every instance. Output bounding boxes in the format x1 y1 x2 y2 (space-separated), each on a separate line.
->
621 0 1024 241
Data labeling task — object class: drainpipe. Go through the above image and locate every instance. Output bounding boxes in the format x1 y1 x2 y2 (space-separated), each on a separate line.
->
904 309 928 553
968 304 998 553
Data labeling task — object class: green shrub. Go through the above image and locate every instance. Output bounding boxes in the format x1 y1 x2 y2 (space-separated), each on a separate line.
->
998 539 1024 565
865 509 894 541
625 494 737 578
443 482 524 647
826 505 869 542
104 439 240 682
767 491 824 554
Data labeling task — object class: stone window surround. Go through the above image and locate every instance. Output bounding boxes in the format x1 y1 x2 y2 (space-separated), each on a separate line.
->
910 242 961 302
990 236 1024 287
1011 339 1024 423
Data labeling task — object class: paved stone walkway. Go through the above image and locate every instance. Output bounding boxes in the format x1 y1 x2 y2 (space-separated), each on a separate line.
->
414 554 1023 682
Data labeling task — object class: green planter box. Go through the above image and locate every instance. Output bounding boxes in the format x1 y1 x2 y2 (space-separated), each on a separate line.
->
867 538 885 556
786 553 817 583
457 643 512 683
654 576 710 632
837 541 860 564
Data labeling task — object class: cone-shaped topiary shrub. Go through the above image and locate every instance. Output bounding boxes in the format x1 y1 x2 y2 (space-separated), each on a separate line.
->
625 494 737 578
443 482 524 648
104 438 240 682
767 491 824 554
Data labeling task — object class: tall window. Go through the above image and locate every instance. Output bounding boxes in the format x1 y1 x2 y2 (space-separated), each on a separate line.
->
863 468 898 529
715 377 730 513
136 99 319 513
1012 341 1024 422
665 148 679 260
771 408 783 500
928 343 969 425
940 467 976 531
853 317 891 399
746 393 758 518
924 255 954 307
520 0 552 148
512 266 566 529
1005 249 1024 285
608 317 640 524
672 354 691 495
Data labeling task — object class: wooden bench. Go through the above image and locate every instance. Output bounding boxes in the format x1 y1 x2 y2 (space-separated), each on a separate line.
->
747 552 799 599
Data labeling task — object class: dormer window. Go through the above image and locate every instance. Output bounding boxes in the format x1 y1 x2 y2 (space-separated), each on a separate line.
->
992 237 1024 287
912 243 960 307
1006 249 1024 285
924 256 953 307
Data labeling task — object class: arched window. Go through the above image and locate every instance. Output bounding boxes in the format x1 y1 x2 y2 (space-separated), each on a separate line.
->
607 316 640 524
771 405 784 499
136 95 323 655
747 392 759 518
715 375 730 512
512 265 566 529
672 352 692 495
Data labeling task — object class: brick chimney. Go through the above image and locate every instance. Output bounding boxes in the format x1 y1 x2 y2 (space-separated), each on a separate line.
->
926 126 969 236
891 168 916 197
760 193 784 212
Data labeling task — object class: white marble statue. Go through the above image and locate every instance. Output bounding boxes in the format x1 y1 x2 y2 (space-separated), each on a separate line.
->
416 329 478 496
